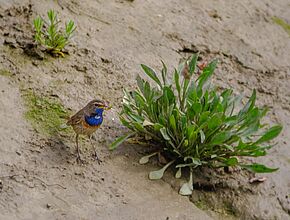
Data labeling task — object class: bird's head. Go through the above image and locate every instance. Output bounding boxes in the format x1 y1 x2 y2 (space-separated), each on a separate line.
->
87 99 111 112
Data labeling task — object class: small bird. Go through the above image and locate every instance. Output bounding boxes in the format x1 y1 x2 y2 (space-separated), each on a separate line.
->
67 99 111 164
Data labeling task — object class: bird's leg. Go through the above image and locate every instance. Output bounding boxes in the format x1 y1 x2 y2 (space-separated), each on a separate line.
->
75 134 84 164
89 135 102 164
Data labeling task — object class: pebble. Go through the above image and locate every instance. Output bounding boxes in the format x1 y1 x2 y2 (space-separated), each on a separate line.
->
16 150 21 156
249 177 267 184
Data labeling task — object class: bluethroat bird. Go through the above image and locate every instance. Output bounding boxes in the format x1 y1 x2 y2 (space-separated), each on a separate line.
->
67 99 111 164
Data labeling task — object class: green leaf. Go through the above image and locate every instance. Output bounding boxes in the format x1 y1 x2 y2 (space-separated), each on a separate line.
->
225 115 238 126
174 69 181 95
47 9 56 23
210 94 220 112
161 60 167 86
179 171 193 196
143 82 151 100
134 92 146 110
163 86 175 104
239 121 260 137
128 112 144 123
241 163 279 173
249 150 266 157
141 64 162 88
160 127 170 141
224 145 234 151
225 157 238 166
187 81 197 101
33 16 45 43
210 131 232 145
175 167 182 179
169 115 176 132
187 125 196 140
189 54 198 75
199 111 210 124
109 132 136 150
149 160 175 180
153 123 164 131
182 79 190 96
184 156 202 165
136 75 145 94
176 163 199 168
179 182 193 196
65 20 76 37
33 17 43 31
239 90 256 116
191 102 202 114
139 152 158 164
255 125 282 144
199 130 205 143
132 122 145 132
143 120 154 126
208 114 222 130
119 116 131 128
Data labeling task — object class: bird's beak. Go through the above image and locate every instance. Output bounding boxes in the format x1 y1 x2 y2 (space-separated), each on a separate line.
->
105 106 112 110
104 102 112 110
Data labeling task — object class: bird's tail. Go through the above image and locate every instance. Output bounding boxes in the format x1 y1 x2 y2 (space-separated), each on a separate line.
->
65 116 72 126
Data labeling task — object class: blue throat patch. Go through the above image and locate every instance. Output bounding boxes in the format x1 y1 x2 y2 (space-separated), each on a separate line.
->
85 108 104 126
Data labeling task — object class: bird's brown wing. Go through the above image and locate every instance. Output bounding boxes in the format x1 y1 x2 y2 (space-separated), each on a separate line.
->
67 102 96 126
67 109 85 126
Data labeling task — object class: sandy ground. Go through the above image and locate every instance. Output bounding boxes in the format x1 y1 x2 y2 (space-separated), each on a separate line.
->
0 0 289 219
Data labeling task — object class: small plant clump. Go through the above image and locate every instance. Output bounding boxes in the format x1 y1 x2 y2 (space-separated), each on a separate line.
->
33 9 76 57
111 54 282 195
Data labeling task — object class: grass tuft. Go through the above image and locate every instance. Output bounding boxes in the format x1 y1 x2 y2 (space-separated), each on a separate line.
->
33 9 76 56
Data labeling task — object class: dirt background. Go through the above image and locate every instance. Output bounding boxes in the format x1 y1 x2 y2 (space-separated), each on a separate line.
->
0 0 289 219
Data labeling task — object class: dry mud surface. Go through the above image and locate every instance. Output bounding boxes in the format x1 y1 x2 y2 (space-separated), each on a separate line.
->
0 0 290 219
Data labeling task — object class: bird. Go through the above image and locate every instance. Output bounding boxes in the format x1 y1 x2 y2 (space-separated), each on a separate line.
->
67 99 111 164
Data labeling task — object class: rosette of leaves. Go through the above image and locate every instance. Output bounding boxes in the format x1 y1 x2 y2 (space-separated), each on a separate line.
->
110 54 282 195
33 9 76 57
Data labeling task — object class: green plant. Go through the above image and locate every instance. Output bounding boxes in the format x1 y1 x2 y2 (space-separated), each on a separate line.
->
33 9 76 57
111 54 282 195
